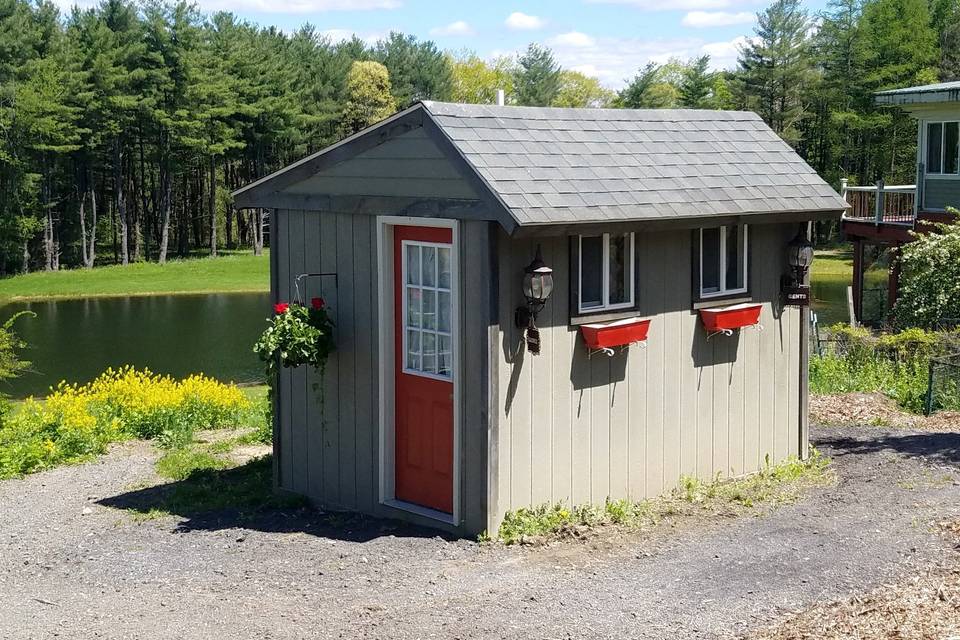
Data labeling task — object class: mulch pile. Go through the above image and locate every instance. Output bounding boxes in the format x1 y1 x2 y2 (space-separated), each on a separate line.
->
811 393 960 432
749 521 960 639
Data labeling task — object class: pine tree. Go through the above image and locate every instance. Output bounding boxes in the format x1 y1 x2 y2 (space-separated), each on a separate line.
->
617 63 679 108
512 44 561 107
373 32 453 107
678 55 714 108
737 0 816 145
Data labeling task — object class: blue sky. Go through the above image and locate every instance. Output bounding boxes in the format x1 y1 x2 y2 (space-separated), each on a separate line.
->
63 0 831 88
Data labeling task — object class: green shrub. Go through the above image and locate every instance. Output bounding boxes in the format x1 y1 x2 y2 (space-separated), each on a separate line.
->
812 325 960 413
894 208 960 328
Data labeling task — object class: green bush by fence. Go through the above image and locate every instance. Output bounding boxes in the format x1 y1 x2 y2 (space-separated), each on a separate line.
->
810 325 960 414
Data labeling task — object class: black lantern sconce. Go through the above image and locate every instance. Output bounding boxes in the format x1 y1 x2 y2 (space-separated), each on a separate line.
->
786 229 814 286
515 245 554 355
781 226 814 306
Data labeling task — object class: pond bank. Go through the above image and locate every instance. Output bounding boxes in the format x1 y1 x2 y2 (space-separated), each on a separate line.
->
0 252 269 303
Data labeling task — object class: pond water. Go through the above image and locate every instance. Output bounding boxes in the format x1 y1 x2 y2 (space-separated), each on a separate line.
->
1 293 271 399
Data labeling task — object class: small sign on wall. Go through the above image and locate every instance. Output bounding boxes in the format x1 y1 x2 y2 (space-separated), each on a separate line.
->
782 285 811 306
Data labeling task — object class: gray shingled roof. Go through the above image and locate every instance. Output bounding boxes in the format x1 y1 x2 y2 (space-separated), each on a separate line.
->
876 81 960 95
423 102 846 225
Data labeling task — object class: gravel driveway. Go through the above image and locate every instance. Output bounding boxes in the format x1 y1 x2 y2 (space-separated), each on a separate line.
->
2 424 959 639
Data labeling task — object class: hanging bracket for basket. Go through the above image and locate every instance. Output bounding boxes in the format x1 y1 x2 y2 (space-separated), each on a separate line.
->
292 272 338 305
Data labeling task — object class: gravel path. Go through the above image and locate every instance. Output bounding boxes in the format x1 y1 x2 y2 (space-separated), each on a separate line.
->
2 424 959 639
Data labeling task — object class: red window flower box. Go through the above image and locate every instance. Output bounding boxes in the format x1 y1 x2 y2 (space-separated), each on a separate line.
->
698 302 763 333
580 317 651 350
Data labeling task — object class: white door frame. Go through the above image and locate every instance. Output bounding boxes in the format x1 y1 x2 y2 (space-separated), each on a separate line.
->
376 215 461 526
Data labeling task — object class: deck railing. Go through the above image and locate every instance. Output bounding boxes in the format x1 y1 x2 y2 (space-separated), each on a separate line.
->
840 179 917 225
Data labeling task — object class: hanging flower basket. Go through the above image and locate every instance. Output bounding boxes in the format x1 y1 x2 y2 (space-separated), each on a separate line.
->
698 302 762 334
580 317 651 351
254 297 336 377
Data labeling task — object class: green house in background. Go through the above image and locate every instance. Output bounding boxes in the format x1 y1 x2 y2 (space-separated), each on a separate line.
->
842 81 960 323
234 102 846 536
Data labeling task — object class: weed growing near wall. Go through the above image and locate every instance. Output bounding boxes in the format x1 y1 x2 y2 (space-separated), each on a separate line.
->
0 367 252 479
496 450 832 544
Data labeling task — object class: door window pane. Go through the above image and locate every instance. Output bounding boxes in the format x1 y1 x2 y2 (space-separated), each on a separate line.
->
725 225 744 291
928 123 943 173
422 246 436 287
580 236 603 309
438 247 451 289
701 228 721 293
422 289 436 331
406 244 420 285
437 291 451 333
945 122 959 175
406 329 420 370
438 335 452 377
422 332 437 374
406 287 421 327
609 233 630 305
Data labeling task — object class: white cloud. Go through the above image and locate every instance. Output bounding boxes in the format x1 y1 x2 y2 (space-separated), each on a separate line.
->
429 20 474 36
700 35 753 68
319 28 389 45
682 10 754 27
505 12 545 30
587 0 759 10
549 31 596 48
537 32 752 89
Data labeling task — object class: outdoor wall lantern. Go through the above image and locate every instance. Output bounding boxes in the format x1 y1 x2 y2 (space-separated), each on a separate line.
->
781 227 814 306
515 245 554 355
786 230 814 284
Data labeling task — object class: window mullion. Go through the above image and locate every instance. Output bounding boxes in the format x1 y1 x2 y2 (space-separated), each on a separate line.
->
602 233 610 308
719 225 727 294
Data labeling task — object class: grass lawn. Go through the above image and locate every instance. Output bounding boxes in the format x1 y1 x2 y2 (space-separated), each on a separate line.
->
0 251 269 302
812 247 853 278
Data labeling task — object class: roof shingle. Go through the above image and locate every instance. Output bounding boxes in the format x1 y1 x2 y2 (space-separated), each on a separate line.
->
423 101 846 225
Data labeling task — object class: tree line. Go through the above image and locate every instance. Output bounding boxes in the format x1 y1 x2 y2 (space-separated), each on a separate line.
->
1 0 957 275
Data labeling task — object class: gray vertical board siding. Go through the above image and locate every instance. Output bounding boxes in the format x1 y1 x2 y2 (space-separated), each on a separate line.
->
289 210 310 496
275 209 293 491
353 213 376 513
269 209 281 490
275 209 490 534
303 211 325 500
319 212 340 506
923 178 960 210
492 223 802 528
461 220 491 533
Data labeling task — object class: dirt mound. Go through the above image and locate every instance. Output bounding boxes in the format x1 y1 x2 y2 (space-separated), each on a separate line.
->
812 393 960 432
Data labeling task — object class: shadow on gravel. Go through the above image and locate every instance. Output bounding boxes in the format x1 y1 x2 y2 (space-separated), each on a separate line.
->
815 431 960 467
98 455 455 543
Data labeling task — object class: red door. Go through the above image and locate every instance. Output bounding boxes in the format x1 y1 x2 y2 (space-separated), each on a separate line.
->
394 225 454 513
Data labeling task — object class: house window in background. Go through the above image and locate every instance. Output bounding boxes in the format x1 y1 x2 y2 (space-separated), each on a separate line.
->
927 121 960 175
699 224 749 298
577 232 635 313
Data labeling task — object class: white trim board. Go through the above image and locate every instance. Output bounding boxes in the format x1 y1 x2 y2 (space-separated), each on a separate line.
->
376 216 462 527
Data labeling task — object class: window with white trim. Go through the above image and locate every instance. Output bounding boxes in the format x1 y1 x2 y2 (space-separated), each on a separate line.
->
577 232 635 313
403 241 453 379
699 224 748 298
926 121 960 175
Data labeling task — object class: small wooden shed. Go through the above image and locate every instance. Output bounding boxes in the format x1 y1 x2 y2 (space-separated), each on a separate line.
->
234 102 847 536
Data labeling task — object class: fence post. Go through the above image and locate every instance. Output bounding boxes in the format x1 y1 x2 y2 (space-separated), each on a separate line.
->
874 178 885 224
925 359 935 416
840 177 848 203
